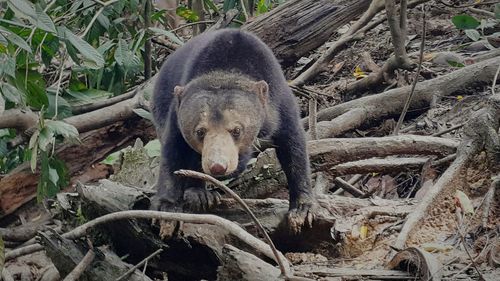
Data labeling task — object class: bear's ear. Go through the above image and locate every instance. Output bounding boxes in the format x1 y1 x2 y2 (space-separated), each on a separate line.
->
173 86 184 98
253 80 268 105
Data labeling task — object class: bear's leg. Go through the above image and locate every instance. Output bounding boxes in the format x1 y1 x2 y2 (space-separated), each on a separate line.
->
274 116 316 232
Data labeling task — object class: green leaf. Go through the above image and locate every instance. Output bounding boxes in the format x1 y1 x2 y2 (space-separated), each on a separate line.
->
37 127 54 151
37 151 50 200
4 31 32 53
35 5 57 33
176 6 199 22
0 33 8 47
0 53 16 78
45 120 79 140
452 14 480 30
60 27 104 69
148 27 184 45
49 157 69 188
1 83 23 104
132 108 153 121
465 29 481 41
101 150 121 165
48 167 59 186
46 92 73 119
447 60 465 68
97 13 111 30
14 69 47 109
0 94 4 115
30 138 38 171
29 129 40 150
114 39 132 67
66 88 113 106
257 0 269 14
144 139 161 157
97 40 115 55
223 0 238 11
6 0 37 22
204 0 219 13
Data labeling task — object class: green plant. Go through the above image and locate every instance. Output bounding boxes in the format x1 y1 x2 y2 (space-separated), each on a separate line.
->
451 5 500 49
0 0 163 198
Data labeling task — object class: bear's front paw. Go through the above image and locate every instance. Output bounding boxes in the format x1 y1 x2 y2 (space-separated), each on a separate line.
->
287 196 317 234
150 194 182 213
183 187 222 213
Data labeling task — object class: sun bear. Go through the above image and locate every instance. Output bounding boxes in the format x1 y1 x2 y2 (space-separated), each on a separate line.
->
150 28 315 229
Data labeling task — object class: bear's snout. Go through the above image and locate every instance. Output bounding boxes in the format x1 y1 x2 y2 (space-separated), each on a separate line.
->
209 163 227 175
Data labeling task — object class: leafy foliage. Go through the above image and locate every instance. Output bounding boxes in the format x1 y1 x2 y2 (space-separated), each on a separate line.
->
451 11 498 48
0 0 159 198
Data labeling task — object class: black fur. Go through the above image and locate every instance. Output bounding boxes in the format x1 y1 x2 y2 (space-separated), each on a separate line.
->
151 29 314 214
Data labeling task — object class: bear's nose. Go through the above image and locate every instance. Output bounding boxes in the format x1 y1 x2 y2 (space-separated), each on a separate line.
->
209 163 227 175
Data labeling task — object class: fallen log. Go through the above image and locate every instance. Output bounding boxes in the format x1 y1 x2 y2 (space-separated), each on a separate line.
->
244 0 372 66
302 56 500 138
331 157 430 176
308 135 457 171
217 244 281 281
38 230 153 281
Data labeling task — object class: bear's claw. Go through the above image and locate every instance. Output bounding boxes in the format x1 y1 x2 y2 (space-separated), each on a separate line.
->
287 198 317 234
183 187 222 213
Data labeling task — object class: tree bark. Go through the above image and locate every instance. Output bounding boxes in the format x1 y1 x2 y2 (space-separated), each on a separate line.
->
244 0 372 65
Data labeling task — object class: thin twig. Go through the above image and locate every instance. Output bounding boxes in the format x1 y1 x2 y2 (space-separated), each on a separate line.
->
308 97 317 140
432 123 464 137
438 0 499 8
71 88 138 114
82 0 120 38
393 4 426 135
333 177 366 197
171 20 216 33
115 248 163 281
143 0 152 80
53 52 68 119
239 0 249 21
492 62 500 96
62 249 96 281
482 175 499 228
431 153 456 167
456 222 486 281
174 169 291 279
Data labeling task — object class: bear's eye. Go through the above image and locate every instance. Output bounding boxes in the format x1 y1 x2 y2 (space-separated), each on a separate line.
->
195 128 206 140
231 127 241 139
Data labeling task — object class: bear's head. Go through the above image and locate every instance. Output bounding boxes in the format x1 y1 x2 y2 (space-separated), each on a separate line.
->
175 72 269 177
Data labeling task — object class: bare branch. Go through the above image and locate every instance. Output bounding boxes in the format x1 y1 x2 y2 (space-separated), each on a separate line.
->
62 249 96 281
115 249 163 281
